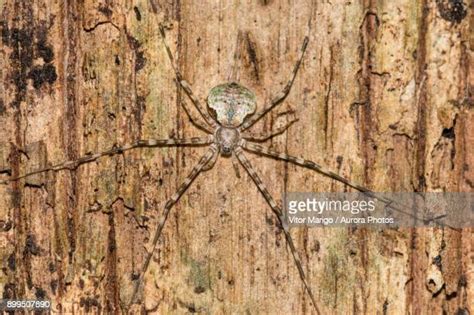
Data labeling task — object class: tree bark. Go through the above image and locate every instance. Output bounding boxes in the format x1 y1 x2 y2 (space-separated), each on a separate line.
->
0 0 472 314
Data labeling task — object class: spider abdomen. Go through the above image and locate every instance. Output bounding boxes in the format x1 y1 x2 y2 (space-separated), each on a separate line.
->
207 82 256 127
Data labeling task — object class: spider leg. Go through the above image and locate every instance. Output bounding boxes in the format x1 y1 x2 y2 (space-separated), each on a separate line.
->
0 136 214 184
203 146 219 171
159 25 218 129
231 151 241 178
239 140 427 221
234 147 321 315
240 37 309 131
181 101 214 134
241 116 299 142
129 144 218 307
243 141 462 229
241 140 375 193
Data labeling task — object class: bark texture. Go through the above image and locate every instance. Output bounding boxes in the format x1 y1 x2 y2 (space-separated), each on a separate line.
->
0 0 472 314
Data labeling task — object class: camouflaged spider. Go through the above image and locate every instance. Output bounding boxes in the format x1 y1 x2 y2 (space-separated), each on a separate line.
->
1 25 389 314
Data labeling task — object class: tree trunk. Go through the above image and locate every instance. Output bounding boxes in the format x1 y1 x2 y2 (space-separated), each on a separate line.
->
0 0 472 314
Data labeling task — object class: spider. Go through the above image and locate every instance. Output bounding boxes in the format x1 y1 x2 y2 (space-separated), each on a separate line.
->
1 25 399 314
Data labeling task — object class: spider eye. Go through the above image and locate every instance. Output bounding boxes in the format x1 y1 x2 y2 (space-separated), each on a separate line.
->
222 146 231 155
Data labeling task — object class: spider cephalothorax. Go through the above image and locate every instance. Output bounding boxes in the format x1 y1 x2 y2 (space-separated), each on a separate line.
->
215 126 240 156
207 82 256 127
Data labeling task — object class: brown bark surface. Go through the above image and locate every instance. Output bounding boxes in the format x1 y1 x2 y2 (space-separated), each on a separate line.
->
0 0 472 314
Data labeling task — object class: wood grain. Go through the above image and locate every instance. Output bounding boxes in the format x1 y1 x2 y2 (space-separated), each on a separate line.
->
0 0 472 314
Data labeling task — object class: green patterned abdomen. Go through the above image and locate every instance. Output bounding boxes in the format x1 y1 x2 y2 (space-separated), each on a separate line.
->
207 82 256 127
